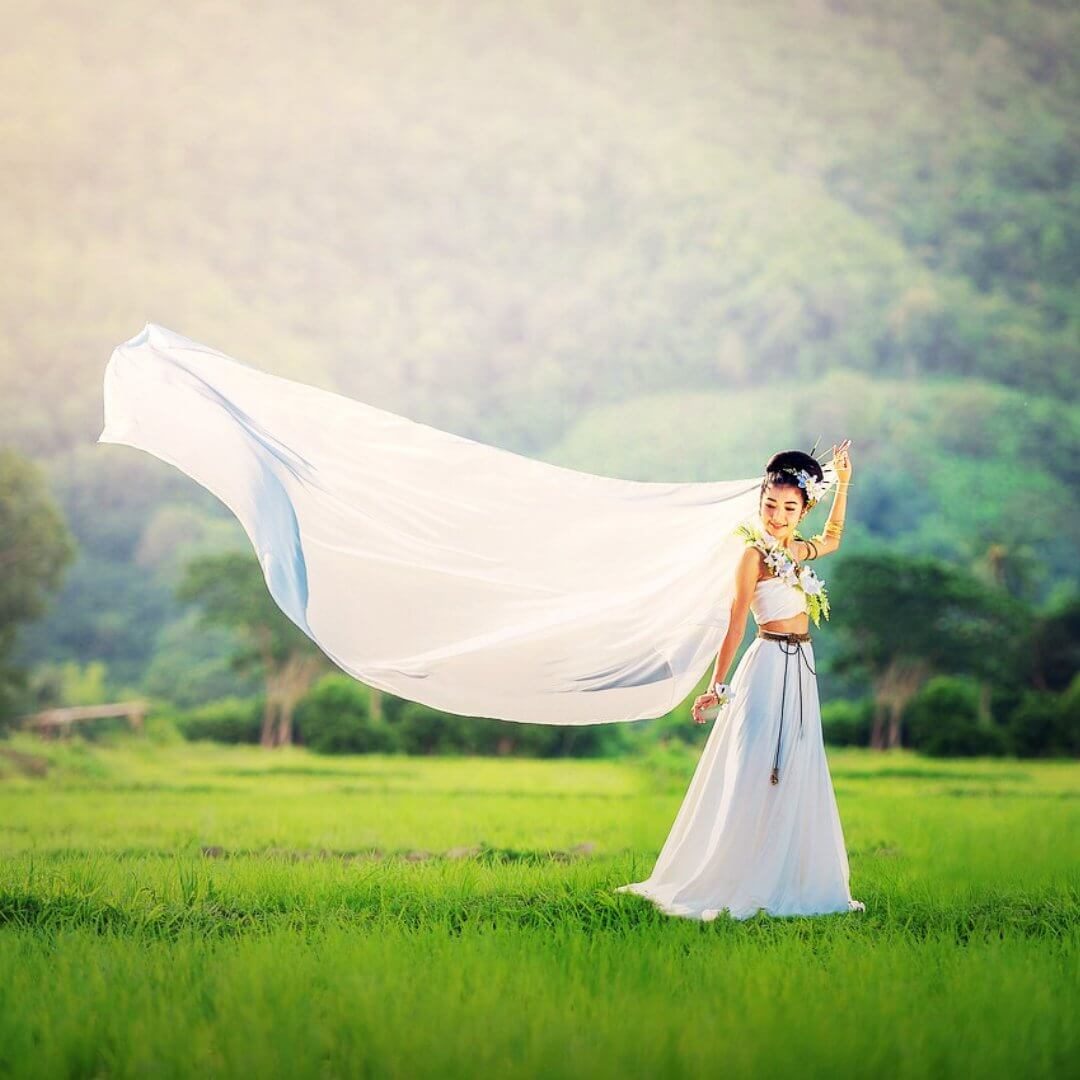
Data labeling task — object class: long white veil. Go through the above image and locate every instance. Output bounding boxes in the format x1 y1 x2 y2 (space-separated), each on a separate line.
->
98 323 835 725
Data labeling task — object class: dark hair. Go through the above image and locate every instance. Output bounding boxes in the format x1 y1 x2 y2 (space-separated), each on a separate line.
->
759 449 824 510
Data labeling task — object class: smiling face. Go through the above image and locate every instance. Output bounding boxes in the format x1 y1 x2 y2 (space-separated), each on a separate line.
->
759 481 806 541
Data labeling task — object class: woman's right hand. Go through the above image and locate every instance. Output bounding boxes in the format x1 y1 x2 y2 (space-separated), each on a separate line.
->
692 692 719 724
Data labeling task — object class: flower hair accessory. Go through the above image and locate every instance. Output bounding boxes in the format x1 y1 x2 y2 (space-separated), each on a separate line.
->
772 465 833 509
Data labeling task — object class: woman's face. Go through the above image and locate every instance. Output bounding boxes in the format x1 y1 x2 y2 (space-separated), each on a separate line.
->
760 482 806 540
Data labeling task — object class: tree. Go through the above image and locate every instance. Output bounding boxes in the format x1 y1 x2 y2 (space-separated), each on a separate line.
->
176 551 327 747
1026 596 1080 693
0 448 77 724
829 553 1030 750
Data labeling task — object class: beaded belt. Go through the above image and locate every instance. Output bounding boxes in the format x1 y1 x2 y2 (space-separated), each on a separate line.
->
755 628 816 785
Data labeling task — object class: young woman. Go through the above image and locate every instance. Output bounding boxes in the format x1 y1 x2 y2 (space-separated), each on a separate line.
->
616 440 865 921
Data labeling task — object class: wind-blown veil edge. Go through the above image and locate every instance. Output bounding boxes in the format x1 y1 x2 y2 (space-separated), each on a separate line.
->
98 323 827 726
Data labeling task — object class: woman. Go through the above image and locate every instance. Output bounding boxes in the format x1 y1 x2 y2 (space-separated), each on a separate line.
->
615 441 865 921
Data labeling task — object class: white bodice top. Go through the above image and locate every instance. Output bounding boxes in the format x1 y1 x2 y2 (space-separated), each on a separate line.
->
750 575 809 625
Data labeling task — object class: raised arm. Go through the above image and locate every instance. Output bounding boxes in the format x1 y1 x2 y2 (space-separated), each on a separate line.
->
798 441 851 561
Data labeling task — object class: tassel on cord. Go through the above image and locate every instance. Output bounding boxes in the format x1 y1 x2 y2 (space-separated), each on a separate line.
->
761 632 817 786
770 641 792 785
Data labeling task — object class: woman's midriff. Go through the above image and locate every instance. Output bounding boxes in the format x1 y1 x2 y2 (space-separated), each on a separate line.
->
759 614 810 634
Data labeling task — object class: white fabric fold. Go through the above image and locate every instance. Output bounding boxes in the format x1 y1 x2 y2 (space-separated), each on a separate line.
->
98 323 827 725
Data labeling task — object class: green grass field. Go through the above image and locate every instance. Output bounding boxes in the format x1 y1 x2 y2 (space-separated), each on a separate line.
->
1 737 1077 1078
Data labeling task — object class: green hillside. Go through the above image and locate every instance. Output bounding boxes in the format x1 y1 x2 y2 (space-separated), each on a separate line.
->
2 0 1077 685
3 0 1076 450
546 372 1078 596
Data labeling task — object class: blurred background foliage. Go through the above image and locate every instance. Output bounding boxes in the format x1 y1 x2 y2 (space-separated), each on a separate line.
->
1 0 1077 755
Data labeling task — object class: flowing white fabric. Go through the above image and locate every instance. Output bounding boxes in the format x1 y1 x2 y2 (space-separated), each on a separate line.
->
99 323 836 726
616 579 865 920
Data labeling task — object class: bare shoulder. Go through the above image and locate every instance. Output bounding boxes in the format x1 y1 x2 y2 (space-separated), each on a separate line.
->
730 545 763 617
739 544 764 568
738 544 766 583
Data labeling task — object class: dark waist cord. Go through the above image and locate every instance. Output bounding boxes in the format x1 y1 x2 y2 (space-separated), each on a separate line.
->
768 638 817 786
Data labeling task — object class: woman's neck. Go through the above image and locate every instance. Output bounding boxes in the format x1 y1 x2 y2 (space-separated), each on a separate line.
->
760 523 795 550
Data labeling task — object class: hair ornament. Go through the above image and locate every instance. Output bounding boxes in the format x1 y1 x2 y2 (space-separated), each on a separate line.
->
772 464 833 509
795 468 831 507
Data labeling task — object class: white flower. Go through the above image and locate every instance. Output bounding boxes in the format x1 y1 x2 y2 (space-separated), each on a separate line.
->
764 550 787 573
797 470 831 504
798 566 824 595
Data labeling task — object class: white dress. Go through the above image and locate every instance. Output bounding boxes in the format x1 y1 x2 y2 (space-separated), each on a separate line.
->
616 574 865 921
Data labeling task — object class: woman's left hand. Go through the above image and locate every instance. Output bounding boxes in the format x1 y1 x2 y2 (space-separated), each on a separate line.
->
831 439 852 482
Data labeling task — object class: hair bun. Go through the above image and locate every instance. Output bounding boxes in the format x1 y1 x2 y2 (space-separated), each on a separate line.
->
764 449 824 483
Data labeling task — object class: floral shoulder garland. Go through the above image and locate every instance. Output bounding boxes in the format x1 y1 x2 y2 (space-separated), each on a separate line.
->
734 520 831 626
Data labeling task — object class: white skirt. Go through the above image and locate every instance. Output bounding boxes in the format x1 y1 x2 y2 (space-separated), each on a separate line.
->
616 633 865 921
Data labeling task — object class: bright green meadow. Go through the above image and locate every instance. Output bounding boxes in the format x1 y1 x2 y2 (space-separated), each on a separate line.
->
0 738 1077 1078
